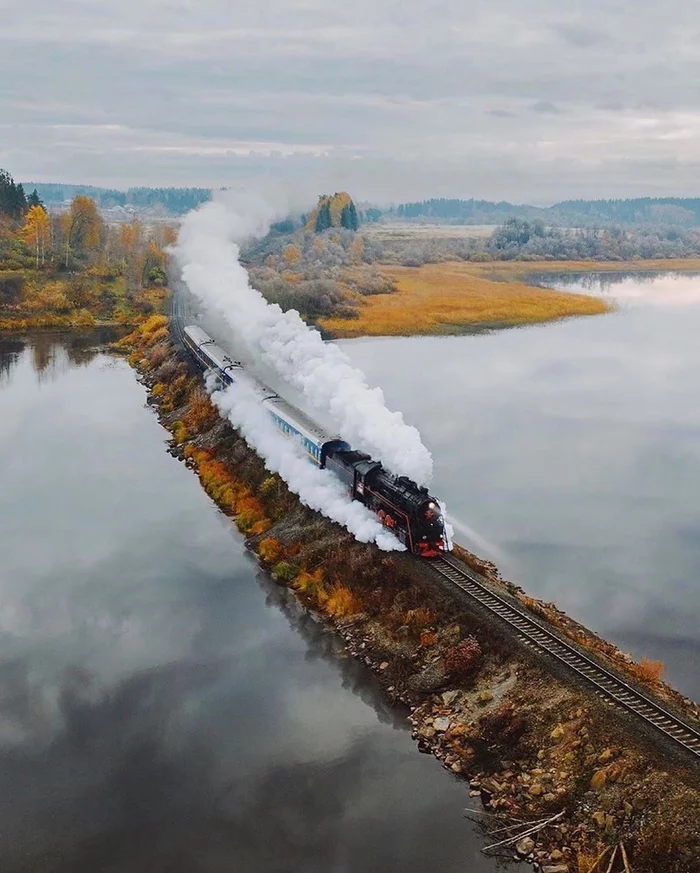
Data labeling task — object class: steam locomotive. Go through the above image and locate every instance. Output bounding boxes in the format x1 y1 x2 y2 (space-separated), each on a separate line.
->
182 325 448 557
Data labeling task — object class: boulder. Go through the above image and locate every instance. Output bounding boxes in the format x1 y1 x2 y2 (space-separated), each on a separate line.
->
407 659 447 694
433 717 451 732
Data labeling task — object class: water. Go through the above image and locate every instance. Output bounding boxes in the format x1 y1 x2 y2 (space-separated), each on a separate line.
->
0 331 493 873
340 272 700 701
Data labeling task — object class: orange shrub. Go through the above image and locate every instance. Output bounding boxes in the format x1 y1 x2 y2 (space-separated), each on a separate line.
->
638 657 665 685
294 568 327 603
325 584 362 618
258 538 282 563
405 607 435 632
183 389 218 433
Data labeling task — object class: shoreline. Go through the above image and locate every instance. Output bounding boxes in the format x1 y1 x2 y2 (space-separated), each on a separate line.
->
121 317 700 871
320 258 700 339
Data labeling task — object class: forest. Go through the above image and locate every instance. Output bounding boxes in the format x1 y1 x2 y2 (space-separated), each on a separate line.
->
0 169 172 329
24 182 211 215
393 196 700 228
364 217 700 264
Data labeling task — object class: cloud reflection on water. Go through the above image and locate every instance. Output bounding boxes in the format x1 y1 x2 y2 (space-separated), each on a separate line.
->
340 272 700 700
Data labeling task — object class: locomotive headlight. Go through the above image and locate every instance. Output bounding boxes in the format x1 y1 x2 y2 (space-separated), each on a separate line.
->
428 502 436 509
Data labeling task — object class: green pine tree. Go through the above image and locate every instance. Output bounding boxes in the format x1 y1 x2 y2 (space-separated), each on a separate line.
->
315 200 332 232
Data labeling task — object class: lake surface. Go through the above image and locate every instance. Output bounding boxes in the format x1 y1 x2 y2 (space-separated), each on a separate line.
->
0 332 494 873
341 272 700 701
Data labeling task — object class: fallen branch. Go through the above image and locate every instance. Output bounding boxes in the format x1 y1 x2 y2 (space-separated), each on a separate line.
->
482 810 565 853
604 846 619 873
620 842 632 873
487 816 552 837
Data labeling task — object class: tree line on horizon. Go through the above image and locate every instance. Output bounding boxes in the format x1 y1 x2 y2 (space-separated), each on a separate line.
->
22 182 212 215
392 196 700 228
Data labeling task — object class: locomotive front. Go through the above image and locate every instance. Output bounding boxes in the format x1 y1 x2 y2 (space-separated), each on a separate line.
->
413 497 448 557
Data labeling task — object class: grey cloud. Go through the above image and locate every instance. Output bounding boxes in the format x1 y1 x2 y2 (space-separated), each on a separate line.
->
2 0 700 201
529 100 562 114
551 23 608 48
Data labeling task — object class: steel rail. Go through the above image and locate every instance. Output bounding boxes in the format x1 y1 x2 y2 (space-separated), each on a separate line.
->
433 554 700 760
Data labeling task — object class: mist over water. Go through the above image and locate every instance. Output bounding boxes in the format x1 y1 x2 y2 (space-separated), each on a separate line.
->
340 272 700 700
0 332 493 873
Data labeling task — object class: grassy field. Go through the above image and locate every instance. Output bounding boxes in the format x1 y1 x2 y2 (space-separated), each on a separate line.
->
319 258 700 338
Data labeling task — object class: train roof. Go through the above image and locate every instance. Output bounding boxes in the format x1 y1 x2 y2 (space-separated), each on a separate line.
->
183 325 214 347
185 324 345 448
205 343 240 373
264 396 343 447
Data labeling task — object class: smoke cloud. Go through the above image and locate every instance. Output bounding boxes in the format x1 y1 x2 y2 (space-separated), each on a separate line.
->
206 374 403 551
174 193 433 485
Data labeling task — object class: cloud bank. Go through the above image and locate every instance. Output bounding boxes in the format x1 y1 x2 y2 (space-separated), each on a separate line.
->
3 1 700 201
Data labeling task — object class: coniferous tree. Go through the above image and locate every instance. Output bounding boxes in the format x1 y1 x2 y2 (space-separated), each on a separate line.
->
315 200 332 232
27 189 44 210
0 170 28 219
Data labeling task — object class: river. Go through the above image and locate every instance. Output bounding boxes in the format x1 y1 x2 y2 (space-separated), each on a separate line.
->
340 271 700 701
0 330 493 872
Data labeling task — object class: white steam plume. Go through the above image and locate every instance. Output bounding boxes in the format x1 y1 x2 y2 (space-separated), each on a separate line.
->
207 374 404 552
174 194 433 485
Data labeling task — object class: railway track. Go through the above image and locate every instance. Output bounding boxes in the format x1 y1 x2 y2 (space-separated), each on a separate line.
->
433 554 700 762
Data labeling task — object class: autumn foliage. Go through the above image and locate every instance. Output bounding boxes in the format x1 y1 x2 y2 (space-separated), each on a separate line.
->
0 168 171 330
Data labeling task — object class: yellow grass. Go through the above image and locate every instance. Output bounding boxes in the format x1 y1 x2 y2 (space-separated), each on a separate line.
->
320 257 700 338
319 261 610 337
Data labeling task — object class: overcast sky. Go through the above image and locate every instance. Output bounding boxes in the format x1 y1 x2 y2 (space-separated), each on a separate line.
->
2 0 700 203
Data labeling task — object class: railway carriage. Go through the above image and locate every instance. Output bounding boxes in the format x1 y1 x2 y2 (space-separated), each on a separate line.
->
181 324 448 556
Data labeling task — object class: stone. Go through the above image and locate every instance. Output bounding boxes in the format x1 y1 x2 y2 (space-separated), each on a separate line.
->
529 784 544 796
417 725 436 739
379 661 389 670
544 793 557 802
598 748 614 763
515 836 535 856
433 717 450 732
476 690 494 704
623 801 634 816
450 761 462 773
592 811 606 828
549 849 565 861
542 866 569 873
550 725 565 740
590 770 607 790
407 658 447 693
442 690 460 705
606 765 622 783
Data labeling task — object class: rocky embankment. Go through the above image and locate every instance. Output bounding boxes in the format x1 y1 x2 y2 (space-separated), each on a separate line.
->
121 317 700 873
